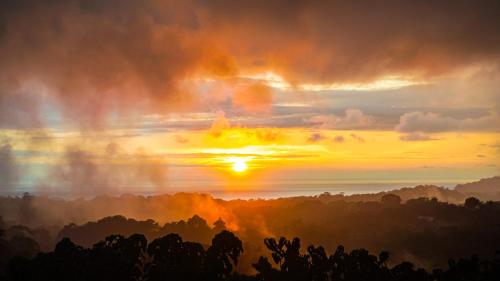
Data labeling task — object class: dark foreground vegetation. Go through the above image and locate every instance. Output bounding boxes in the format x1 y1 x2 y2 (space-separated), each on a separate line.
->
3 190 500 273
1 177 499 279
1 228 499 281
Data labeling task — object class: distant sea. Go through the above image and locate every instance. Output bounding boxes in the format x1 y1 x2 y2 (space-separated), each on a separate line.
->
184 181 461 200
1 180 468 200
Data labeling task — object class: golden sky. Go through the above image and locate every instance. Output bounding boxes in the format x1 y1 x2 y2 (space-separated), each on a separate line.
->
0 0 499 196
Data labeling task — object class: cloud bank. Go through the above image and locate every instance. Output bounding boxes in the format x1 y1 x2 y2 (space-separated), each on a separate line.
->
1 0 499 127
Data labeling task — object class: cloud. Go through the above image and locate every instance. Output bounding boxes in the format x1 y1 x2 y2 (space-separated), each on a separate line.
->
209 111 231 137
0 84 43 129
350 134 365 142
254 128 283 142
306 109 375 129
333 135 345 143
0 0 235 128
1 0 499 127
174 135 189 144
399 132 437 142
105 142 123 156
232 83 272 113
0 137 18 190
199 0 500 83
307 133 327 143
395 111 500 133
51 147 110 194
307 133 345 143
45 144 168 196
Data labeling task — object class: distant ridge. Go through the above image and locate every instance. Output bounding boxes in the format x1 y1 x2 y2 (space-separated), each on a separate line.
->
1 176 499 229
315 184 465 204
454 176 500 201
314 176 500 204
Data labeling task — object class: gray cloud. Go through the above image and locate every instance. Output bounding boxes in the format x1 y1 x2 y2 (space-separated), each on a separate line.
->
395 111 500 133
44 144 168 196
399 132 438 142
305 109 375 129
0 83 44 129
307 133 327 143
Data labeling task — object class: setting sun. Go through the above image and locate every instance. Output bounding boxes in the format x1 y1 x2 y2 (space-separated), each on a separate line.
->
1 1 500 280
231 159 248 173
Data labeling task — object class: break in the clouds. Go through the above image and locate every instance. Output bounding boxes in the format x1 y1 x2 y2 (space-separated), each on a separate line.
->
1 0 500 127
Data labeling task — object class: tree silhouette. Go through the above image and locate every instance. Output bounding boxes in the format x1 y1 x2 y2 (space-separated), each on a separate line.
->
0 227 11 280
464 197 482 209
206 230 244 280
253 237 436 281
2 219 500 281
88 234 147 281
146 233 206 281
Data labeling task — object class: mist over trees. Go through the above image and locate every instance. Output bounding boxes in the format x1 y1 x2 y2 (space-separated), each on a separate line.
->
2 177 498 230
1 197 500 274
0 177 499 276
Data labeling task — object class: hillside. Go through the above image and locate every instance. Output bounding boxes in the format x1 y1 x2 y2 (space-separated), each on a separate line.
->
454 176 500 201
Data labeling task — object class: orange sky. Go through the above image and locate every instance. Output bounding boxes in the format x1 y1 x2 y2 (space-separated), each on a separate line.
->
0 0 499 196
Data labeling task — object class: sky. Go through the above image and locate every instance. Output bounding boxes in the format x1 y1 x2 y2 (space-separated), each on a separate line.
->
0 0 499 197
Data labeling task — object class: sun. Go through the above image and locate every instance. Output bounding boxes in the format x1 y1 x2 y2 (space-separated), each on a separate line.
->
231 159 248 173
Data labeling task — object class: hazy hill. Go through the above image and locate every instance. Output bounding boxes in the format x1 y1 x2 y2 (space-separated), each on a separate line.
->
315 184 466 204
454 176 500 201
1 177 499 230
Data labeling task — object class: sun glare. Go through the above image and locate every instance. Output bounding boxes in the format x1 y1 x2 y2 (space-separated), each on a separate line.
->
231 159 248 173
